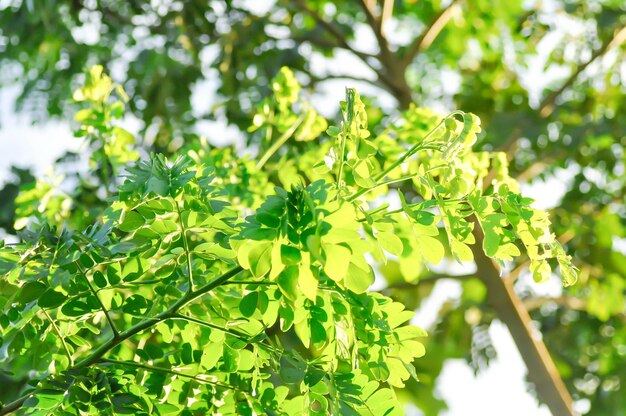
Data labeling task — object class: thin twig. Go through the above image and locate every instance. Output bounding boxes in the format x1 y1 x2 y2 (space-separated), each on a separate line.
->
538 25 626 117
293 0 393 87
522 295 586 312
373 112 461 182
176 202 195 292
171 313 250 342
72 265 243 370
41 308 74 366
77 264 119 337
222 280 278 286
294 0 377 64
256 114 305 169
403 0 460 67
98 358 233 390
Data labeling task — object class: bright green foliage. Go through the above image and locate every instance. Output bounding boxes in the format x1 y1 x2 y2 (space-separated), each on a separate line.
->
0 67 576 415
1 2 624 413
74 65 138 187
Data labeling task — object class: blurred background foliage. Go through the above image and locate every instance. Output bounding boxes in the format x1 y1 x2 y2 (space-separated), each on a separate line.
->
0 0 625 414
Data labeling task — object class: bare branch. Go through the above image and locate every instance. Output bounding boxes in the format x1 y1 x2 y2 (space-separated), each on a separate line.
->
471 219 574 415
309 72 380 85
294 0 377 64
403 0 460 67
357 0 393 60
292 34 379 60
380 0 395 37
539 25 626 117
293 0 398 91
523 295 586 312
383 273 474 293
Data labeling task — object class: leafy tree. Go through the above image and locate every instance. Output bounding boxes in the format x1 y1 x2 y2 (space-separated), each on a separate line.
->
0 66 576 415
1 1 625 415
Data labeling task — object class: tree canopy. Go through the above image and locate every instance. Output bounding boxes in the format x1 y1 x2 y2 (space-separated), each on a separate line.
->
0 1 625 415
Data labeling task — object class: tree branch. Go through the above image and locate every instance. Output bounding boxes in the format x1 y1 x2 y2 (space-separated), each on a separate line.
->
308 72 380 85
471 220 574 415
380 0 395 37
41 308 74 366
0 395 29 416
293 0 379 65
402 0 460 67
523 295 586 312
171 313 250 342
98 358 233 389
356 0 394 67
77 264 119 337
292 34 379 60
0 266 244 415
539 25 626 117
176 203 196 292
73 265 243 370
293 0 403 97
383 273 474 293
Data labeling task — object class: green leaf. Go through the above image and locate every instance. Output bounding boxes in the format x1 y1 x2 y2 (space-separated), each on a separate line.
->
118 211 145 232
38 289 67 309
194 242 236 259
298 263 318 301
247 241 273 278
530 259 551 283
61 300 93 317
277 266 300 301
18 281 46 303
93 271 107 288
280 244 301 265
323 243 351 282
279 355 306 384
450 239 473 262
239 292 259 317
417 235 445 264
378 232 403 256
200 342 223 370
344 262 374 293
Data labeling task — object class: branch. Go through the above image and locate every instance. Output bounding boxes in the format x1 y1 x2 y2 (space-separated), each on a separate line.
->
308 72 379 85
176 203 195 292
523 295 586 312
383 273 474 293
0 395 29 416
356 0 395 64
171 313 250 342
98 358 233 389
402 0 460 67
539 25 626 117
256 114 305 169
295 0 412 106
292 34 379 60
73 265 243 370
293 0 379 65
41 308 74 366
1 266 243 414
471 220 574 415
380 0 395 37
223 280 277 286
77 264 119 337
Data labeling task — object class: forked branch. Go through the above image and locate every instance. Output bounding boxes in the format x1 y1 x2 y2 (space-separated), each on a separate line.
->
539 25 626 117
